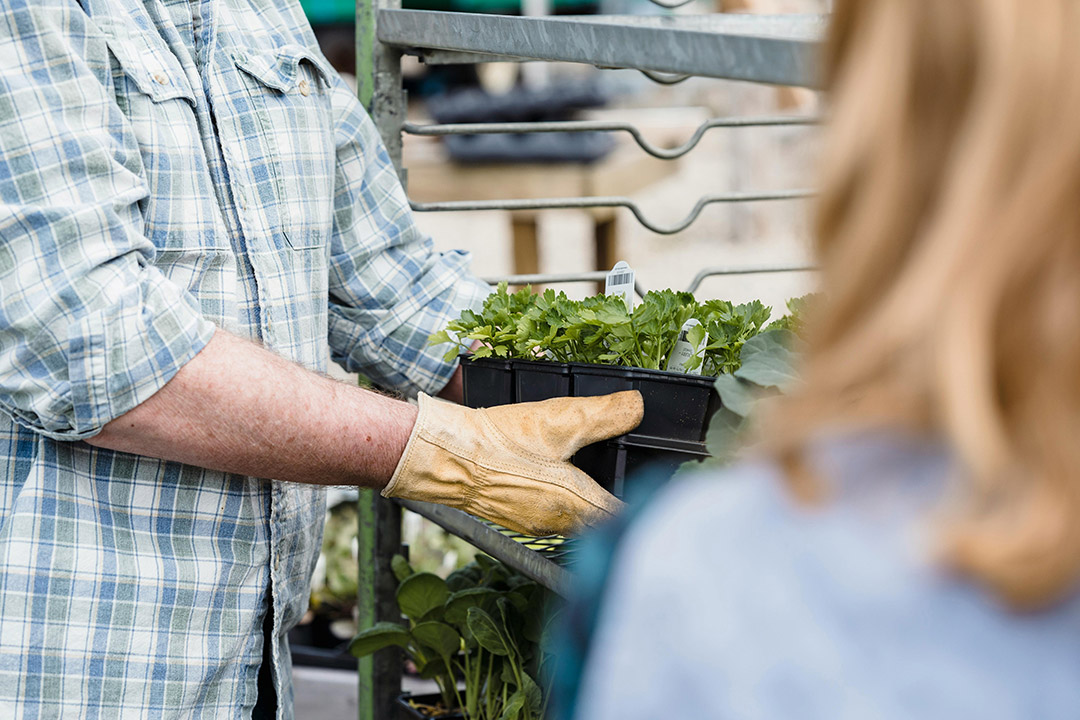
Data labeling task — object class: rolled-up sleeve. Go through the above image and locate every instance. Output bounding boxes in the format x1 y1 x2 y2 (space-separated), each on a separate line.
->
0 3 215 440
324 76 489 396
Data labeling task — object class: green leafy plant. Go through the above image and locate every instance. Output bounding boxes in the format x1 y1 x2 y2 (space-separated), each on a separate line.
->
429 283 777 376
765 293 818 335
350 554 556 720
667 327 804 476
674 294 815 472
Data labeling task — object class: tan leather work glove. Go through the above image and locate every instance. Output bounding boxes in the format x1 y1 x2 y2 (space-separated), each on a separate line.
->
382 391 643 536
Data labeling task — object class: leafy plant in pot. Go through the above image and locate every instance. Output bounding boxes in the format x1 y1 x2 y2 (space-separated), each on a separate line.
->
350 554 555 720
429 283 809 496
429 283 772 375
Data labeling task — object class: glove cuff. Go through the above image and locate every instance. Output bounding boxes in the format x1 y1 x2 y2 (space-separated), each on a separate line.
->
381 393 432 499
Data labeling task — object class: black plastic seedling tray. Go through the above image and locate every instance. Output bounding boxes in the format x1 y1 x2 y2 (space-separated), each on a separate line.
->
573 434 710 496
460 357 513 409
570 363 721 444
512 359 572 403
459 355 717 497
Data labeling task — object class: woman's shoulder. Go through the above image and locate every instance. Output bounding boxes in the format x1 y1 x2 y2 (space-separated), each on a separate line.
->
614 434 954 599
575 433 1080 720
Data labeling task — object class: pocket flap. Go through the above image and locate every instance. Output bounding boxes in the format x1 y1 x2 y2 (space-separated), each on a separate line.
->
232 45 334 94
96 21 196 104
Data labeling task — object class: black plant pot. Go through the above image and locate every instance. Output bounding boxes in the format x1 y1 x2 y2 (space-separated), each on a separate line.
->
287 615 357 670
512 359 572 403
460 356 514 408
569 363 720 444
396 692 465 719
460 356 717 497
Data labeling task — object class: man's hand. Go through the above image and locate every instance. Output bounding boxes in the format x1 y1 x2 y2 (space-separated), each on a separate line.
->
382 391 644 536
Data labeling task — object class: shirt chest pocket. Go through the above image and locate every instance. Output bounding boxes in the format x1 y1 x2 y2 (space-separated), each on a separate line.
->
97 24 231 254
233 47 336 251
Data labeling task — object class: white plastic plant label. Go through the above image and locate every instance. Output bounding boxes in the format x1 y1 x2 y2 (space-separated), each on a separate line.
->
666 318 707 375
605 261 636 312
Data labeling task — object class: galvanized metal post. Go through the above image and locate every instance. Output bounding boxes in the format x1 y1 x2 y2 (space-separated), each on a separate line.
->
354 490 376 720
356 1 405 718
359 0 406 183
356 490 402 720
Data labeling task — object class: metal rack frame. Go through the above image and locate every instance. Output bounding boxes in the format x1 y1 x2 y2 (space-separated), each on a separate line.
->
353 4 823 718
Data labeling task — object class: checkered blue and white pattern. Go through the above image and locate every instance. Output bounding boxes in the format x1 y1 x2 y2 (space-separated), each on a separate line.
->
0 0 488 716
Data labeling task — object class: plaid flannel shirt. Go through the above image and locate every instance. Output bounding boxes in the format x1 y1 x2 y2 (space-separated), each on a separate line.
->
0 0 488 716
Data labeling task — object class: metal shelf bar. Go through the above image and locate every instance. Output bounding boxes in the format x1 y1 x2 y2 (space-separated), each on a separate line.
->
378 11 824 87
481 264 817 295
640 70 691 85
480 271 648 298
647 0 694 9
481 270 611 285
397 499 573 597
410 188 813 235
684 263 817 293
404 115 817 161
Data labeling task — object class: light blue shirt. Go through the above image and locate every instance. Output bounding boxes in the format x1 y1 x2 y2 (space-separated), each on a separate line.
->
577 436 1080 719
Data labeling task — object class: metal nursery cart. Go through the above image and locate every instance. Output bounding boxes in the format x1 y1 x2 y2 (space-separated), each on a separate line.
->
351 3 824 717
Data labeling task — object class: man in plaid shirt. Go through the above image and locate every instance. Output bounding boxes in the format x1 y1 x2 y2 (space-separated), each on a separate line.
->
0 0 640 716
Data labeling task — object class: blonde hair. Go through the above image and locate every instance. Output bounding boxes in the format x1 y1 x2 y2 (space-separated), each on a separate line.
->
772 0 1080 608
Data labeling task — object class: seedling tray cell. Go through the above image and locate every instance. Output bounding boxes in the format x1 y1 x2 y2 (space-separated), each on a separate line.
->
460 356 514 407
570 363 721 443
512 359 572 403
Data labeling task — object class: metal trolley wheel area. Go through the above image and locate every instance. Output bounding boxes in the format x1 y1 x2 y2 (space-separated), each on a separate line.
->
352 3 825 717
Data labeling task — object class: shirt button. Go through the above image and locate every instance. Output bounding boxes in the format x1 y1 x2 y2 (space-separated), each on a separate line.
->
154 73 169 85
298 79 310 97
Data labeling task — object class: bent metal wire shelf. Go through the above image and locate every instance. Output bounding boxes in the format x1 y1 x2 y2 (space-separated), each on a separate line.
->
353 3 825 717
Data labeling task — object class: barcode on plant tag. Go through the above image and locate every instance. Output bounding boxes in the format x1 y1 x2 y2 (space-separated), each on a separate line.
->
605 261 635 312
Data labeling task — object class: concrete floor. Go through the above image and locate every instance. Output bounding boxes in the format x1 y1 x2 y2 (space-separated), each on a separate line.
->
293 666 438 719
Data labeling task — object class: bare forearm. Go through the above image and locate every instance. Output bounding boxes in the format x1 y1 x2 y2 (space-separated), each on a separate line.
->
86 329 418 487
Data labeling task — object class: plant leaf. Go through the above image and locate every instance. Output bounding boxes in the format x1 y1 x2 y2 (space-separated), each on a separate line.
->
428 329 452 346
466 607 510 656
520 672 543 714
396 573 450 622
416 655 453 681
444 588 501 627
412 621 461 658
419 605 446 625
391 554 414 583
499 690 525 720
713 374 759 417
446 566 481 592
734 331 800 391
704 406 748 460
349 622 410 658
